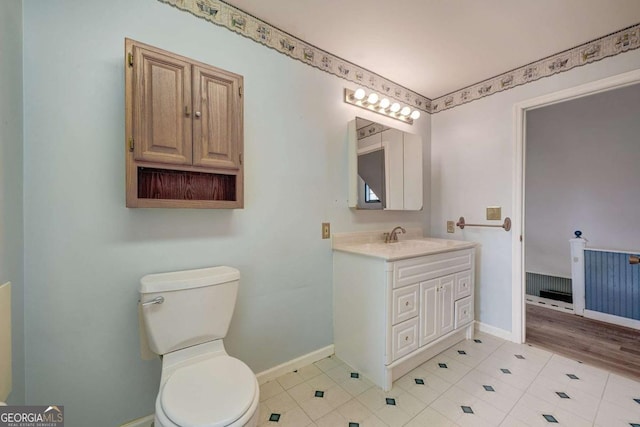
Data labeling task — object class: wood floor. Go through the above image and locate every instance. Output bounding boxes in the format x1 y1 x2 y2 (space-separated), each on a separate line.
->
526 303 640 381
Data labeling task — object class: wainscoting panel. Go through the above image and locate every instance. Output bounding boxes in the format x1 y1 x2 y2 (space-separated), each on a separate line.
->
525 272 572 297
585 249 640 320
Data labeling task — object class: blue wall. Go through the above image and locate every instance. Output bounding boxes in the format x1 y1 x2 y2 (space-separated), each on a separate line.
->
585 250 640 320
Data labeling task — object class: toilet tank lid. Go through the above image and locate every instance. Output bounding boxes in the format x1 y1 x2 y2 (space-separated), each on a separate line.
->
139 266 239 294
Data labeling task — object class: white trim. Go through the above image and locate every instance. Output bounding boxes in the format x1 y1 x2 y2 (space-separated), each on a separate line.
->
474 321 513 341
584 309 640 330
584 247 640 255
512 96 526 344
512 68 640 345
569 238 586 315
525 295 574 313
120 415 153 427
255 345 334 385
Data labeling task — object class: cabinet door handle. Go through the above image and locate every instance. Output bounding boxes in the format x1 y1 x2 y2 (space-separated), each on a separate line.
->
185 106 190 116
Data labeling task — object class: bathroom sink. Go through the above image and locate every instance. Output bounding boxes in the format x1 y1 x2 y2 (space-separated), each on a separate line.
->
334 237 476 260
391 239 447 248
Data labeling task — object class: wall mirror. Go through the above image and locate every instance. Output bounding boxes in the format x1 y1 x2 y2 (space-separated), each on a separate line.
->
348 117 423 211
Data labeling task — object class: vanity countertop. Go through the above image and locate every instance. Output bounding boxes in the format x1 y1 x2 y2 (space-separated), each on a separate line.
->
332 230 477 261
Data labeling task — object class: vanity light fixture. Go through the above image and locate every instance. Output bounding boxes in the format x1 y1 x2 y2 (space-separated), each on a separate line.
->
366 93 379 105
344 88 421 124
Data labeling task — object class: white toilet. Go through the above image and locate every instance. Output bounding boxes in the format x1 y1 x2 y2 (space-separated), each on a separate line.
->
139 266 259 427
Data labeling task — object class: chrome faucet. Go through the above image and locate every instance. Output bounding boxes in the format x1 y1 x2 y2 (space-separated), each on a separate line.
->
384 226 406 243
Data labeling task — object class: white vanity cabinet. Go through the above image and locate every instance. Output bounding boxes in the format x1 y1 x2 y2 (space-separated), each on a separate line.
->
333 246 475 391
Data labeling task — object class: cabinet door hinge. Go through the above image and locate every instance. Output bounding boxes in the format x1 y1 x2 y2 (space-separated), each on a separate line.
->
239 86 243 98
128 138 134 151
127 52 133 67
239 152 243 165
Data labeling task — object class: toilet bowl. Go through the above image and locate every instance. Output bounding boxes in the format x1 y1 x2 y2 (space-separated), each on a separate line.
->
139 266 259 427
153 341 259 427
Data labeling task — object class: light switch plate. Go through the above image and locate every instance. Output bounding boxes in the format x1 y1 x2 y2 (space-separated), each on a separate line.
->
486 206 501 221
322 222 330 239
447 221 455 233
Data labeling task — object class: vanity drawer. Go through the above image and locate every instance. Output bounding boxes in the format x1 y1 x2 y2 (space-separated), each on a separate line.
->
454 271 472 300
391 317 419 361
454 296 474 329
393 249 473 289
392 284 419 325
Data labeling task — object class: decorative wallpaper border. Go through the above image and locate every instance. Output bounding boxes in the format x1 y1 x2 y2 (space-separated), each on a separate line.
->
431 23 640 113
157 0 432 113
157 0 640 115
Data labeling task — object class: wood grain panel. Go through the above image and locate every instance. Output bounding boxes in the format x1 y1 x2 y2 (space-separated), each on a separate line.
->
527 303 640 381
192 65 241 169
133 45 192 165
137 167 235 201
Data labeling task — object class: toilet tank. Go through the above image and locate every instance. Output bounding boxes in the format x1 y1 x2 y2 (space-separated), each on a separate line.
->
139 266 239 355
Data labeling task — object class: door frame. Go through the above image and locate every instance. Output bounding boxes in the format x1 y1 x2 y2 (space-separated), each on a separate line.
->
511 69 640 344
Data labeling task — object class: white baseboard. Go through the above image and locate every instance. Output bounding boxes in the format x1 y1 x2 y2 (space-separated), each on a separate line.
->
256 345 334 385
584 309 640 330
475 321 513 341
526 295 574 313
120 414 153 427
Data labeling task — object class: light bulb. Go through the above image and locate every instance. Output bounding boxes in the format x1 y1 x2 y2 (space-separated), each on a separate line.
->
400 106 411 116
367 93 379 105
410 110 421 120
379 98 390 109
353 88 366 100
390 103 401 113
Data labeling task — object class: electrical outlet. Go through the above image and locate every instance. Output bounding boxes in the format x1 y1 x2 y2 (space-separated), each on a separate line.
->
322 222 330 239
447 221 455 233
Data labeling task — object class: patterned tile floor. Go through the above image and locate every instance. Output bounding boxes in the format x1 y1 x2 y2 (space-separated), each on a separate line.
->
257 332 640 426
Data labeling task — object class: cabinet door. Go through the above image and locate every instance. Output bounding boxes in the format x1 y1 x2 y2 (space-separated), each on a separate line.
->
133 45 192 165
454 271 472 300
439 275 455 336
392 284 419 325
419 279 439 346
391 317 419 361
192 65 242 170
381 129 404 210
402 131 423 210
455 296 473 329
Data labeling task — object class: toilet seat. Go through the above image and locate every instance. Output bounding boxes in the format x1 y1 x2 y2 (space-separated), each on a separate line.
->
160 355 257 427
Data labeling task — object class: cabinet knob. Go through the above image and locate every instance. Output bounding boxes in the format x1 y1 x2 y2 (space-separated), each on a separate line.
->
405 336 409 341
405 301 410 307
195 111 201 118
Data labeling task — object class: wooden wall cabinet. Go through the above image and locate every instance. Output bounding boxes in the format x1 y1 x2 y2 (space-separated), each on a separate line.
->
125 38 244 208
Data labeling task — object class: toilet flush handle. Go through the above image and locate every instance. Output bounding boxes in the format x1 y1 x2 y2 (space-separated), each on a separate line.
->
141 296 164 307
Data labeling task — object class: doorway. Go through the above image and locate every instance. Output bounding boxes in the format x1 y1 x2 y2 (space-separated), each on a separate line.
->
512 69 640 344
